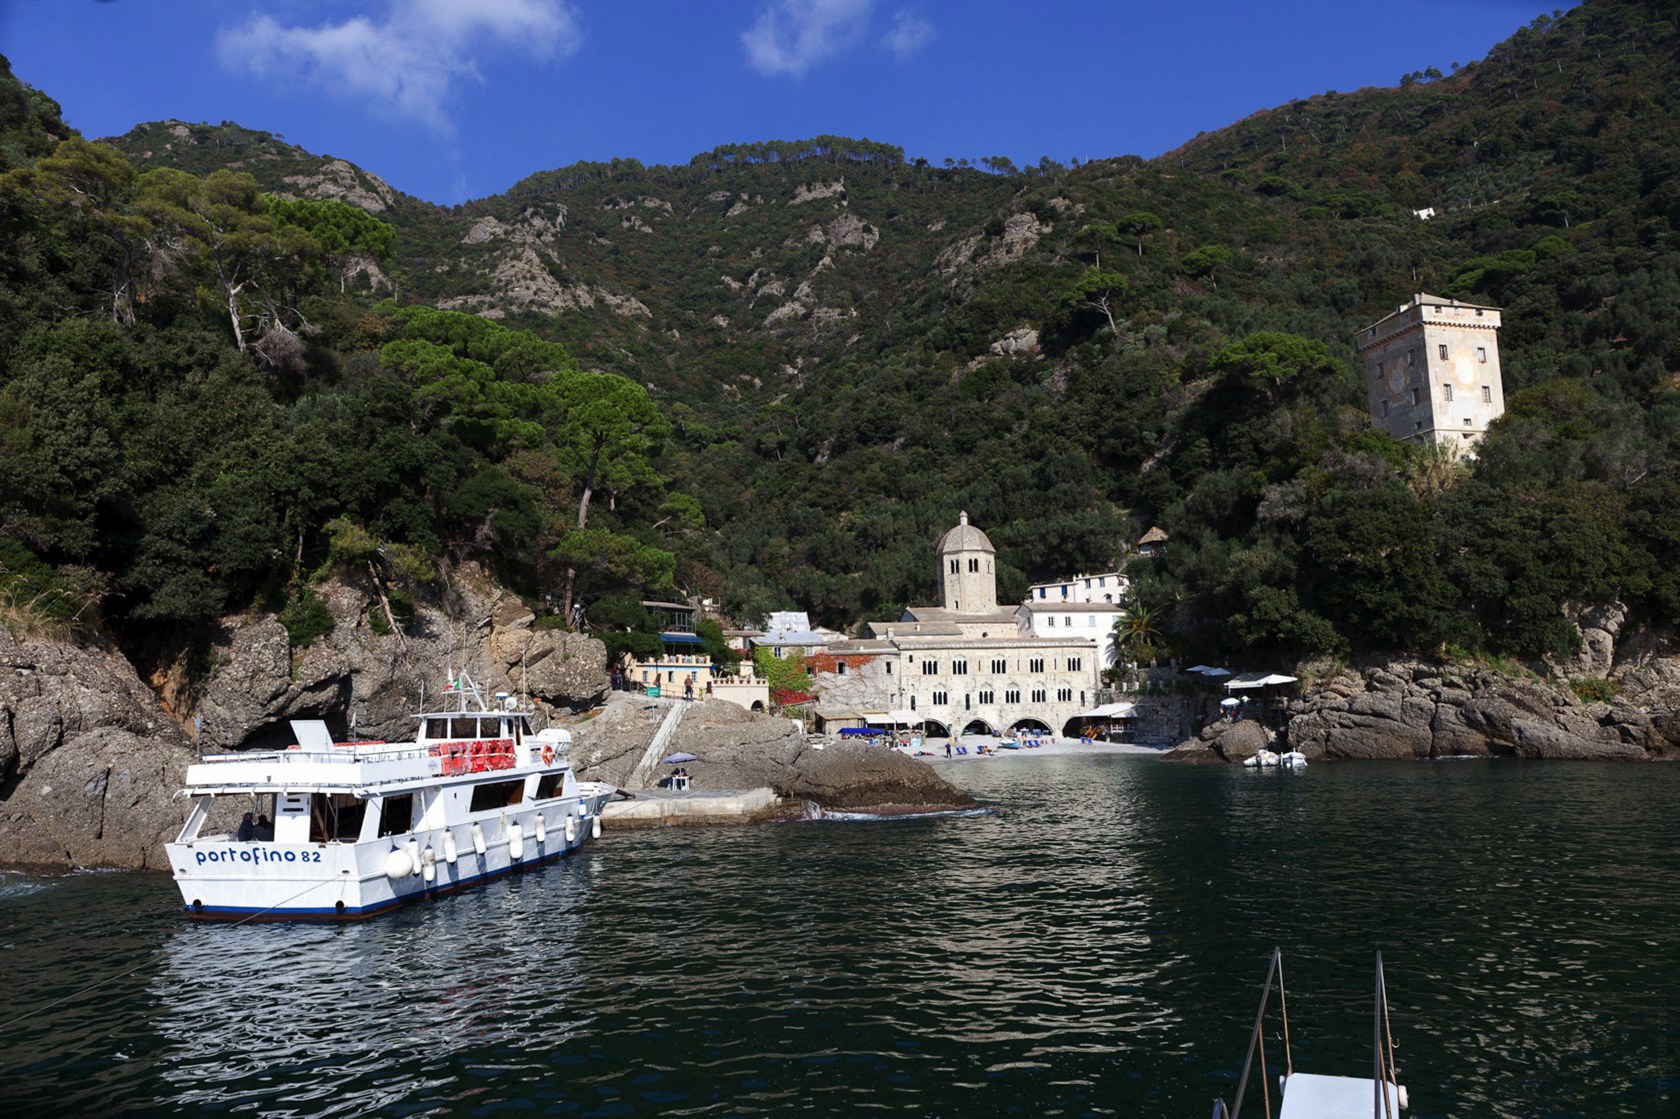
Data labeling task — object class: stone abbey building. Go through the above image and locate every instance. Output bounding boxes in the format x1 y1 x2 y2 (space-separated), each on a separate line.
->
1356 292 1505 448
810 514 1102 736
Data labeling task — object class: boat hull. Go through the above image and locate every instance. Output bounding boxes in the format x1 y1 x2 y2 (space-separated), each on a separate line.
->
167 788 612 922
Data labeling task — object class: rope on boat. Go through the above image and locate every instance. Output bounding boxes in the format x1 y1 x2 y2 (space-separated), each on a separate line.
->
0 876 342 1031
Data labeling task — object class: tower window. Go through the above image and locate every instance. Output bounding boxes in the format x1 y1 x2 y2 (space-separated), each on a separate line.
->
1409 388 1420 406
1438 343 1448 359
1443 384 1453 401
968 558 979 572
1381 400 1390 417
1376 361 1384 378
1477 347 1487 363
949 559 958 574
1408 349 1416 367
1481 386 1492 403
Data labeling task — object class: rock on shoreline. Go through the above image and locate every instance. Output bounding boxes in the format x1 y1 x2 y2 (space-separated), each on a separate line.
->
1165 659 1680 764
570 694 977 814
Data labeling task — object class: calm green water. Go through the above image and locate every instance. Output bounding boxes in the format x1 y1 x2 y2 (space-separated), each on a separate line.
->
1 757 1676 1118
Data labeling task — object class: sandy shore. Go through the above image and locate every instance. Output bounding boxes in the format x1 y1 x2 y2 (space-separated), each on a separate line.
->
906 736 1163 764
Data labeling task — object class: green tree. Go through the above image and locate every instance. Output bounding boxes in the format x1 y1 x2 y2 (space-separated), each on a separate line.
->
1115 210 1163 256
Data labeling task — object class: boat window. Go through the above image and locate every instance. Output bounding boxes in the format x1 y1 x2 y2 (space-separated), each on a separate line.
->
517 716 533 738
451 717 480 739
311 793 367 842
425 717 450 739
469 780 525 812
535 774 564 799
376 793 415 838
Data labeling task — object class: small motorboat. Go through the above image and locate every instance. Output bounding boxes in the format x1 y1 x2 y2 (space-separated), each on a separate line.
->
1278 750 1308 769
1211 948 1407 1119
1242 748 1281 768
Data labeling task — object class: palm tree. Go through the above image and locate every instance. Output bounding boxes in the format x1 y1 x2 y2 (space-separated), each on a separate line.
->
1111 605 1161 667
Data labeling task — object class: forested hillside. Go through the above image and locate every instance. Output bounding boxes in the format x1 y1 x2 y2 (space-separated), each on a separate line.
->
6 0 1680 686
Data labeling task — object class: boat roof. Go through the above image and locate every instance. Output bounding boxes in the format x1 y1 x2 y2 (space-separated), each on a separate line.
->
1278 1073 1403 1119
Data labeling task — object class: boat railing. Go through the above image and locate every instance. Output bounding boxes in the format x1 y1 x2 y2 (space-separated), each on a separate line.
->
1216 948 1400 1119
199 742 436 766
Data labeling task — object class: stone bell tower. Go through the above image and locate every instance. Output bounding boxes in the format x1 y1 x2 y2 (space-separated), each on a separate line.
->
937 512 998 614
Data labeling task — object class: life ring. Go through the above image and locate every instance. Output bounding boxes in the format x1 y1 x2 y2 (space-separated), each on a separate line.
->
541 743 555 766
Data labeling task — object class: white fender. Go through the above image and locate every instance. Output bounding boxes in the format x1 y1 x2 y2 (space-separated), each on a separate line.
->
421 845 436 883
591 813 602 839
534 814 547 846
383 849 412 880
404 838 422 876
565 814 578 844
471 822 487 856
442 832 459 865
508 821 525 861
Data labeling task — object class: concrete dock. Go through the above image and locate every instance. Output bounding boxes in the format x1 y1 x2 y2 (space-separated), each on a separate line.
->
601 787 784 828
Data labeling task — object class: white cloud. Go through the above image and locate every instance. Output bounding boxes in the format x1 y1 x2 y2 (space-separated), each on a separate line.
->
881 9 934 62
742 0 874 78
216 0 583 132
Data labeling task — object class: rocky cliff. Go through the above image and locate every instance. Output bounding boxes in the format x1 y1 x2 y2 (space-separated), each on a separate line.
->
0 626 193 871
1166 654 1680 764
193 564 606 752
0 564 610 872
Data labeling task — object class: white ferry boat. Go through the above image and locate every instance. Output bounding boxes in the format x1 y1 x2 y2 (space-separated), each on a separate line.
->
165 679 614 921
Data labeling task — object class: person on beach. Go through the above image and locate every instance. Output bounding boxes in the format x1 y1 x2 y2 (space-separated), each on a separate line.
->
684 677 695 702
945 741 952 758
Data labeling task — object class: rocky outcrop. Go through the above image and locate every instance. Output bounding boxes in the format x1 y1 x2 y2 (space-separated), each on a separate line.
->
0 627 193 871
0 728 190 871
1277 661 1675 762
568 695 976 813
281 158 396 213
0 566 612 871
1161 718 1272 765
197 565 607 752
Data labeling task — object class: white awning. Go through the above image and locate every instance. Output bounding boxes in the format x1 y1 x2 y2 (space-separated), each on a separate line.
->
1225 672 1299 691
865 710 921 725
1076 702 1137 718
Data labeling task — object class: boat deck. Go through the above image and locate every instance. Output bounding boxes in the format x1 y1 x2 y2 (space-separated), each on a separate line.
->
1278 1073 1403 1118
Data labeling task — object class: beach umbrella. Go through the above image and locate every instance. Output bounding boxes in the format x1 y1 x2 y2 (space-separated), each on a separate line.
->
661 752 697 764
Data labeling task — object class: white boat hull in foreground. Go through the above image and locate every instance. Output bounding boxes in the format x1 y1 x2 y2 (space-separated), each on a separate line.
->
166 688 616 921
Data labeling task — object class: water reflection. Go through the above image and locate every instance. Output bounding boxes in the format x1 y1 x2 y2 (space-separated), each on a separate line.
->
1 759 1677 1118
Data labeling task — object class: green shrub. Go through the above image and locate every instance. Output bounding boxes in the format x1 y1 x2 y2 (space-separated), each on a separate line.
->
1569 677 1620 704
282 587 335 649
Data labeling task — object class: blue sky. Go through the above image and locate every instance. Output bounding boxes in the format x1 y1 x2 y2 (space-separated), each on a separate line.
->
1 0 1570 205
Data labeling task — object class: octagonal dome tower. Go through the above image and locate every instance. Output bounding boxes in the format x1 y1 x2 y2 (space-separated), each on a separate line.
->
938 511 997 614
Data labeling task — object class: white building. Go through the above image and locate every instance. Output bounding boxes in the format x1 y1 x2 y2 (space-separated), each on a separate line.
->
810 513 1102 737
1020 572 1127 667
1356 292 1505 448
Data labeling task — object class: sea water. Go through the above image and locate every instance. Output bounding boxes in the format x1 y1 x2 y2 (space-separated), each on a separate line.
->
1 756 1675 1117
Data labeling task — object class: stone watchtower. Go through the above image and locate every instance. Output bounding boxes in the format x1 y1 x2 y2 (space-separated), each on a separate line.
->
938 512 997 614
1355 293 1505 449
